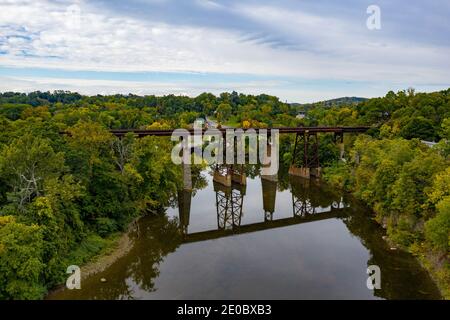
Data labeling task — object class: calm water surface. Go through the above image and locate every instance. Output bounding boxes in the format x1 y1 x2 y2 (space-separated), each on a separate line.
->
48 166 441 300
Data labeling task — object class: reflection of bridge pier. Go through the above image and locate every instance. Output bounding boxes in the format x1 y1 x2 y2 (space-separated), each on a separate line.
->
178 164 192 234
260 140 278 221
183 173 350 243
178 165 350 240
230 165 247 185
291 177 316 217
214 180 246 230
178 189 192 235
261 177 277 221
289 175 348 218
212 165 232 187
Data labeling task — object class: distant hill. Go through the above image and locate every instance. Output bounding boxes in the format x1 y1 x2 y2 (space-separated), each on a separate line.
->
292 97 367 109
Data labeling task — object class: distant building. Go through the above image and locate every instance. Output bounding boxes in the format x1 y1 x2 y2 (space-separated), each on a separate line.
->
296 111 306 119
421 140 437 148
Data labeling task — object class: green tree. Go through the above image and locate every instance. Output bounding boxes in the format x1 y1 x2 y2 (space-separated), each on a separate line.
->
0 134 65 210
400 116 437 141
216 103 232 125
0 216 46 300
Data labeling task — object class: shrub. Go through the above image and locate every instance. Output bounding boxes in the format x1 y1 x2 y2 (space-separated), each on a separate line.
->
425 197 450 252
95 217 118 237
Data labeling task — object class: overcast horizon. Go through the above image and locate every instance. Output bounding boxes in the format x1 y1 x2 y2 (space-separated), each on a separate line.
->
1 0 450 103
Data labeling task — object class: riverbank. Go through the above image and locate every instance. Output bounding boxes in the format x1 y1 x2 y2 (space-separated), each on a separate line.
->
78 222 136 281
375 217 448 299
46 219 138 298
413 244 449 299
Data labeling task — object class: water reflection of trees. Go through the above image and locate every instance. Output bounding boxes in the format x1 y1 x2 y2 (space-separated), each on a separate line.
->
49 214 182 300
287 172 441 299
167 164 208 209
289 175 345 215
341 204 441 300
125 216 182 295
190 165 209 194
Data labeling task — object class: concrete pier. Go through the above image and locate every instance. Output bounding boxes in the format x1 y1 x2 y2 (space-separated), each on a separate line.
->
289 165 310 179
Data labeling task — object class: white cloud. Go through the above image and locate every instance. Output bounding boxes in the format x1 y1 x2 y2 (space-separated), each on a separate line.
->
0 0 449 100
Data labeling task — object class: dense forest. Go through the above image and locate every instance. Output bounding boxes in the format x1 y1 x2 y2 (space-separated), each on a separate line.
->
0 89 449 299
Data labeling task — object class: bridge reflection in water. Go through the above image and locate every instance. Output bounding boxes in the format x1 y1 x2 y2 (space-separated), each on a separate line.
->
176 165 349 243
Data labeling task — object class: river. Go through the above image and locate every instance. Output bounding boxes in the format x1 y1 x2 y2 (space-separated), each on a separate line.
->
47 165 441 300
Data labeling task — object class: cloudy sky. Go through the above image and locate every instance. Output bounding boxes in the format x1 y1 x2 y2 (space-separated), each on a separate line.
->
0 0 449 102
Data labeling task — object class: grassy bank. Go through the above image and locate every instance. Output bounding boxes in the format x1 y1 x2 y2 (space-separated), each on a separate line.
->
46 218 137 299
63 226 134 281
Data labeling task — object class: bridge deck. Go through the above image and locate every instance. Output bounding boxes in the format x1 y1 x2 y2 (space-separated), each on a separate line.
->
109 126 370 137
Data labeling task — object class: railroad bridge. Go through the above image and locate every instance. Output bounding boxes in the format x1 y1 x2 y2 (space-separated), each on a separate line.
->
108 126 368 240
110 126 369 182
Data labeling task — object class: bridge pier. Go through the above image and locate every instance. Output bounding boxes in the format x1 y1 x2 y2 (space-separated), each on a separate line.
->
289 131 321 179
213 168 232 187
338 143 345 161
231 165 247 185
288 166 310 179
213 164 246 187
310 167 322 178
334 132 345 161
